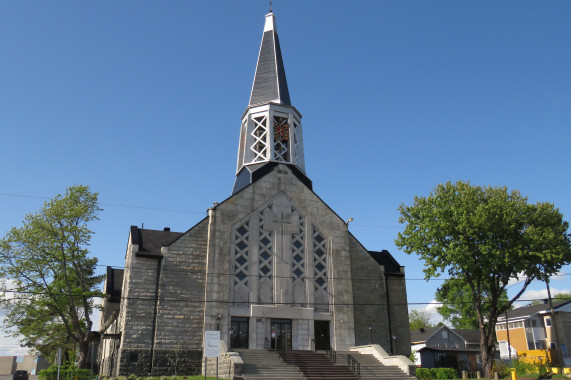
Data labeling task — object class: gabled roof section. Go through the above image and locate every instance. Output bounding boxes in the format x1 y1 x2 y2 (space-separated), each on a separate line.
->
498 299 571 321
410 325 446 344
368 250 403 274
249 12 291 107
453 329 480 344
130 226 183 258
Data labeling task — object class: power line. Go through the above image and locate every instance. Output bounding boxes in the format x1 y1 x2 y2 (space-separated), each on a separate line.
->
0 191 402 229
1 289 565 307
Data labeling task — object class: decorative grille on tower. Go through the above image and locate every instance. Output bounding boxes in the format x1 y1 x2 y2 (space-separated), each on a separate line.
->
251 115 268 162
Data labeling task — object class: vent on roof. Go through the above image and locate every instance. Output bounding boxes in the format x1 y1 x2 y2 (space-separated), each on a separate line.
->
164 227 170 232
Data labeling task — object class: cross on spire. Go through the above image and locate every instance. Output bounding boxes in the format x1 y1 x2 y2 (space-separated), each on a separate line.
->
269 0 272 13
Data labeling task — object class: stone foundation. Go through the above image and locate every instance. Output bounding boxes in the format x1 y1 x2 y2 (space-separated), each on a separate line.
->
118 349 202 376
202 352 243 379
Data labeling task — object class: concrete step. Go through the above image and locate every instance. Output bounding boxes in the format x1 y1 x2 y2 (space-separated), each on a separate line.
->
235 349 304 380
336 351 417 379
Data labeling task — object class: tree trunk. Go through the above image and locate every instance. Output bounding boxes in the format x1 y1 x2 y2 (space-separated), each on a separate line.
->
479 325 496 378
77 339 90 369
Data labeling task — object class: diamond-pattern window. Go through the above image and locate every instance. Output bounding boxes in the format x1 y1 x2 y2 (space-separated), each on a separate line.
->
260 251 271 261
233 221 250 289
291 210 305 281
236 256 247 266
313 226 327 293
259 207 274 282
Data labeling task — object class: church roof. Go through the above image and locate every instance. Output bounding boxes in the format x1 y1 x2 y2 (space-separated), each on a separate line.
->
249 12 291 107
368 250 403 274
130 225 183 258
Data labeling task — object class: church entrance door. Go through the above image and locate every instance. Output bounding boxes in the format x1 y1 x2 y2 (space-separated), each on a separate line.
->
230 317 249 349
270 319 292 350
314 321 330 350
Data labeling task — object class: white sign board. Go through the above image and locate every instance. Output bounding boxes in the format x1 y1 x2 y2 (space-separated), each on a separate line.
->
204 330 220 358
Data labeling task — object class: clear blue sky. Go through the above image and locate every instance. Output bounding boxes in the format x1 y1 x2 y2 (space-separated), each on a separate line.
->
1 1 570 355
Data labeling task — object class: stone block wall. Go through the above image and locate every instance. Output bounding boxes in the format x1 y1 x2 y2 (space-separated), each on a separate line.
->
349 236 391 349
154 220 209 351
151 349 202 376
386 273 411 355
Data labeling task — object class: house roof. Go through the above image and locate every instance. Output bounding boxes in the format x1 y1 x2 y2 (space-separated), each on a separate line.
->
498 299 571 321
410 326 445 344
249 12 291 107
130 225 184 258
453 329 480 344
418 346 481 354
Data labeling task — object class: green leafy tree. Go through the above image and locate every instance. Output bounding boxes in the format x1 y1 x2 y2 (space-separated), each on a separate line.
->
395 181 571 378
409 309 436 331
435 278 510 329
530 291 571 305
0 185 103 368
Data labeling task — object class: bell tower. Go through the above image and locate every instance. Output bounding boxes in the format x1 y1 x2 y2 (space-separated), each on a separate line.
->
233 12 309 194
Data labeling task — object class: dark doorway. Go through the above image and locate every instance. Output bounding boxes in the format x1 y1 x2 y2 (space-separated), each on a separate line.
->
271 319 292 350
230 317 249 349
314 320 330 350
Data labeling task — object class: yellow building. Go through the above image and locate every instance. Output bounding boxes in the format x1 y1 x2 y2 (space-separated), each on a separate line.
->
495 300 571 365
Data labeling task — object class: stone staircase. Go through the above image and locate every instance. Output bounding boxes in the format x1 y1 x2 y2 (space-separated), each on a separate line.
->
336 351 417 379
235 349 304 380
280 350 358 380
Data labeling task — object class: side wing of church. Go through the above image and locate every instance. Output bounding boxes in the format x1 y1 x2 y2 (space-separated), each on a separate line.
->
98 11 411 377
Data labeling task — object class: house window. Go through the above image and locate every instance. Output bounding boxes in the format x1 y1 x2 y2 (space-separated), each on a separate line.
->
442 330 448 339
549 342 556 349
545 317 551 327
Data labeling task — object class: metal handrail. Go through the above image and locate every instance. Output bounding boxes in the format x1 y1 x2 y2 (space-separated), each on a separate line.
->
295 354 307 375
326 345 337 363
347 355 361 378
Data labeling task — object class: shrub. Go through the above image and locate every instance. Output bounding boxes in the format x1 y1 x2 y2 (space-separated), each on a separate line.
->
39 367 92 380
435 368 457 379
415 367 431 380
429 368 438 379
492 360 511 378
510 358 536 375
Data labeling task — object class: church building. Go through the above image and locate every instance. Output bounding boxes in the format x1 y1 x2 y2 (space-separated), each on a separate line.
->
98 11 411 377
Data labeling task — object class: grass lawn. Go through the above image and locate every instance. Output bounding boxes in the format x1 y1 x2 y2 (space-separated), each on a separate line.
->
112 376 228 380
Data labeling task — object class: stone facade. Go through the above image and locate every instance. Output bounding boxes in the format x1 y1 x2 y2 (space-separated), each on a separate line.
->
97 10 411 377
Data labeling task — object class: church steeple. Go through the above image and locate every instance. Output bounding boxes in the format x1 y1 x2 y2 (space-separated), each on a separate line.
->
233 12 309 195
249 12 291 107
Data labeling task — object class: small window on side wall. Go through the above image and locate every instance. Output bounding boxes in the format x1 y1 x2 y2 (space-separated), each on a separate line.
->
545 317 552 327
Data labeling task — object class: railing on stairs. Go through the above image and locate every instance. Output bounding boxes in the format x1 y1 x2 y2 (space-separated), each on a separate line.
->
347 354 361 378
326 345 337 364
295 354 307 376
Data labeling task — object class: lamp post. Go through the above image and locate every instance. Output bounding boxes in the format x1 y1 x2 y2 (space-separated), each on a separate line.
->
216 314 221 331
368 325 372 344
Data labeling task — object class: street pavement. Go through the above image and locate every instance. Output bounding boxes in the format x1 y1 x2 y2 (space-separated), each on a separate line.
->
0 376 39 380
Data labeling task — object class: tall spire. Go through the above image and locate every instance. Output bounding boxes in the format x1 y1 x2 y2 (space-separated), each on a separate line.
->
249 12 291 106
233 12 309 195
